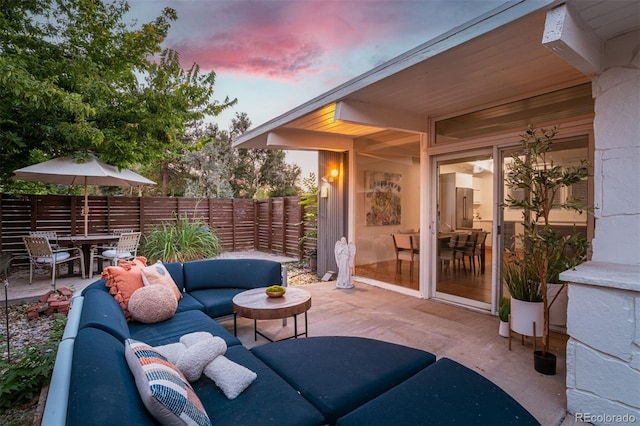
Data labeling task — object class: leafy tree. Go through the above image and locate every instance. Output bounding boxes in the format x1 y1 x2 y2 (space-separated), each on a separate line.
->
138 49 235 196
0 0 235 192
229 114 300 198
183 123 235 198
183 112 302 199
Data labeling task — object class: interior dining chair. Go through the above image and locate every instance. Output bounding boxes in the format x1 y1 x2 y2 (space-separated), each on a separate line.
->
439 233 469 276
22 236 85 288
460 231 479 274
467 231 488 274
392 233 417 281
89 232 141 278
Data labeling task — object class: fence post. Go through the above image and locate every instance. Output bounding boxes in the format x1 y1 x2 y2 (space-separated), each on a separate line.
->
232 198 236 251
70 196 77 235
281 198 287 256
30 196 37 230
253 200 259 251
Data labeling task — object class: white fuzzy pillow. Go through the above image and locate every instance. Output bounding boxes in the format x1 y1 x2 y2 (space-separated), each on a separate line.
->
128 285 177 324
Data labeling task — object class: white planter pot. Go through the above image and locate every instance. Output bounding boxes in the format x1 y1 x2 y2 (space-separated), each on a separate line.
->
510 298 544 337
498 320 509 338
547 283 567 327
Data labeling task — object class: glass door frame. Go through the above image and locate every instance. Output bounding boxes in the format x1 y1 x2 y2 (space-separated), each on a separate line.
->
430 148 495 312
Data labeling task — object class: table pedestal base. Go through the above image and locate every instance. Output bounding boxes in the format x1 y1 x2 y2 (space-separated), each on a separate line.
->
234 312 308 342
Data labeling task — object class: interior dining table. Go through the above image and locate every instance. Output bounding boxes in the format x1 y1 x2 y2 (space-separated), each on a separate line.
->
56 234 120 277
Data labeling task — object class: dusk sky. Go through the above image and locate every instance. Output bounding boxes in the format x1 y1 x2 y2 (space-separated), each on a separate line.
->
127 0 507 176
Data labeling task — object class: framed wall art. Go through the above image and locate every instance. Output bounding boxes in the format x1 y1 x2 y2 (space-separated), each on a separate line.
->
364 171 401 226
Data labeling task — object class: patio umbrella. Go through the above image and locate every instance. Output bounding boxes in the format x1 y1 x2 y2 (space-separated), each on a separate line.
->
14 154 155 236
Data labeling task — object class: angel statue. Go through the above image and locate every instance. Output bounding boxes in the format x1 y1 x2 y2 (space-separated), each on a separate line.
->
334 237 356 289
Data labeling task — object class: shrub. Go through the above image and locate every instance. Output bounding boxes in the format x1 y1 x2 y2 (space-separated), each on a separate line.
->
141 214 221 263
0 314 67 412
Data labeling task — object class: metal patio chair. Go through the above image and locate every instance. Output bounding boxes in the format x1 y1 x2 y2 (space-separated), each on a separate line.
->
22 236 85 288
89 232 141 278
29 230 60 249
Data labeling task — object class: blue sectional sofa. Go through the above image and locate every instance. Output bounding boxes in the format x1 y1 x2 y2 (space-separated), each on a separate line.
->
42 258 539 425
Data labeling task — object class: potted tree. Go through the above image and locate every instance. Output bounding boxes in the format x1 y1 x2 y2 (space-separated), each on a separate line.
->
504 125 589 375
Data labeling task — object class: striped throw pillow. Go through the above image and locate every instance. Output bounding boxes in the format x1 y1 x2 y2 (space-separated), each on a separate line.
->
125 339 211 426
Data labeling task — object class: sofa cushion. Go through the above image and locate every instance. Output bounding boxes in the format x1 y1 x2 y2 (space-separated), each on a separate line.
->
337 357 539 425
183 258 281 291
129 285 178 324
252 336 436 424
125 338 212 426
128 309 242 348
176 293 206 313
67 327 154 425
189 288 247 318
81 279 110 294
78 288 131 342
163 261 185 293
193 345 325 426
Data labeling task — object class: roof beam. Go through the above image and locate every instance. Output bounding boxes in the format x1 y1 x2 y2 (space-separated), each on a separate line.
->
542 3 603 76
266 129 353 152
334 101 428 133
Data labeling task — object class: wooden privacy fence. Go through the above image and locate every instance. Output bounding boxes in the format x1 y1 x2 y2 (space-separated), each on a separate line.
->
0 194 316 262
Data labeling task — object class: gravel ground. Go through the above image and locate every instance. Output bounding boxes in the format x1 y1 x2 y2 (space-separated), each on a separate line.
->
0 262 319 425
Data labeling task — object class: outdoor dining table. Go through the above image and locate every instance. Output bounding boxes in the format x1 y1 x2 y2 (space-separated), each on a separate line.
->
56 234 120 277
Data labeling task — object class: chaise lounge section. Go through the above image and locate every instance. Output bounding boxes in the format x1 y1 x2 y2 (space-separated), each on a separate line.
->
42 258 539 425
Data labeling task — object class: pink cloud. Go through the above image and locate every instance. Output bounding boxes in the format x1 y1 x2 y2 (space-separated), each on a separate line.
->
163 0 416 78
172 31 324 79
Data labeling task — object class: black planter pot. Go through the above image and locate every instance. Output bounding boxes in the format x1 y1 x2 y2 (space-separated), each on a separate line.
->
534 350 557 375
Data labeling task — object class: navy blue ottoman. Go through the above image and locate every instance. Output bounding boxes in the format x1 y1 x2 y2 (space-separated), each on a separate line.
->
337 357 539 425
252 336 436 424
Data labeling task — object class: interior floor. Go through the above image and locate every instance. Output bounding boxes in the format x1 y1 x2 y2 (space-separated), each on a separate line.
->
355 249 493 303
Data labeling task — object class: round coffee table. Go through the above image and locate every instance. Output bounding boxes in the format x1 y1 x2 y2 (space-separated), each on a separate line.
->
232 287 311 342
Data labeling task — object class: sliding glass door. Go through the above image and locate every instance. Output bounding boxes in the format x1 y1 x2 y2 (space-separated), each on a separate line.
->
434 153 493 310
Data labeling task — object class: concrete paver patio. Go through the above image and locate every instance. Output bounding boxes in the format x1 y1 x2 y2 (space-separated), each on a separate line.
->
3 252 569 425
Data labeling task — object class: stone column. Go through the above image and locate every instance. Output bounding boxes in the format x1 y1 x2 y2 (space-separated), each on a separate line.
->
562 264 640 422
561 28 640 424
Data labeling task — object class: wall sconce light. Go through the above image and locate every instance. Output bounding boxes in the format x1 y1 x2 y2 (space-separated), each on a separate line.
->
328 168 339 183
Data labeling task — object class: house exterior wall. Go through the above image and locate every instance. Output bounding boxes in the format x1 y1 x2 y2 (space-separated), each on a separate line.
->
317 151 348 277
590 29 640 266
562 29 640 423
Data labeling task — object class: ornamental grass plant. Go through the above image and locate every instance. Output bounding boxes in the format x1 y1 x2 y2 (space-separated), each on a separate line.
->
141 214 221 263
502 260 542 303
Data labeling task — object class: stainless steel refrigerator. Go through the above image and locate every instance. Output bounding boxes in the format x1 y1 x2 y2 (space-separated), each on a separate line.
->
456 187 474 229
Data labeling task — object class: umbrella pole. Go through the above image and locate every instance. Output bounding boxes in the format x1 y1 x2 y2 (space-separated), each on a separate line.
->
84 178 89 236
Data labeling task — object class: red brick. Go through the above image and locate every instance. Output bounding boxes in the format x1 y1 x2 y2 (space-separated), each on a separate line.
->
39 291 53 303
57 287 73 297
